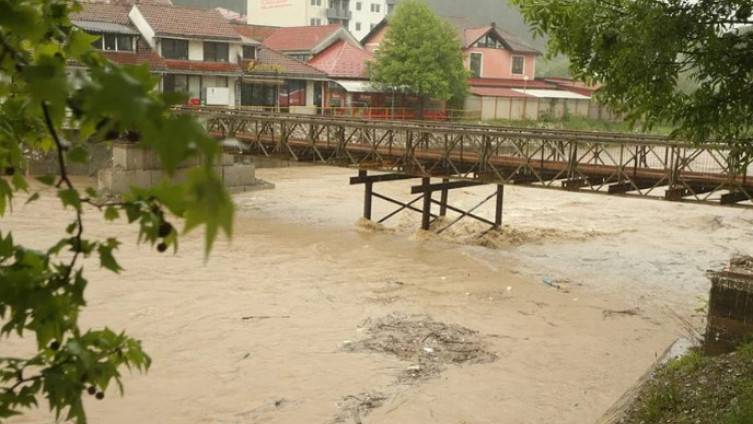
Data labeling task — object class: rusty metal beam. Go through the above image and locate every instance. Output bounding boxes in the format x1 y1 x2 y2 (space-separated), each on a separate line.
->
350 173 418 185
607 180 658 194
410 180 486 194
665 184 719 201
721 190 752 205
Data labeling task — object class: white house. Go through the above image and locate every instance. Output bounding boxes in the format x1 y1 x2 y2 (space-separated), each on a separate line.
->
129 3 246 107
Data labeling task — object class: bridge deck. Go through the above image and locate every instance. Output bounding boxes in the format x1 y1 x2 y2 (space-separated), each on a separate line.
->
192 108 753 207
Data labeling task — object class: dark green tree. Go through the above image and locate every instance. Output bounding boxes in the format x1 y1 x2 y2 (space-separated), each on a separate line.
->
513 0 753 164
0 0 233 421
370 0 468 118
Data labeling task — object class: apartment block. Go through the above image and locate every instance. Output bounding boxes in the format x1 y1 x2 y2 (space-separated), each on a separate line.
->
247 0 394 40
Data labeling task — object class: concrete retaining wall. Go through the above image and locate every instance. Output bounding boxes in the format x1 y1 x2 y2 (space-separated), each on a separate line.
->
27 143 112 177
705 266 753 355
98 143 266 195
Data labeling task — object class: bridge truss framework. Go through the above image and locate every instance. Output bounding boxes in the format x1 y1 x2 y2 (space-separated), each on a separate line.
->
193 108 753 230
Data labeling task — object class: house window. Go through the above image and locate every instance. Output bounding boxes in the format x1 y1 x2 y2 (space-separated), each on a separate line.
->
356 1 362 10
470 53 482 78
162 38 189 60
204 42 229 62
476 33 505 49
290 53 311 61
241 83 277 107
279 80 307 107
512 55 525 75
355 22 361 31
243 45 257 60
104 34 117 51
89 33 134 52
310 0 321 5
310 18 322 26
370 3 380 12
163 74 189 94
116 35 133 51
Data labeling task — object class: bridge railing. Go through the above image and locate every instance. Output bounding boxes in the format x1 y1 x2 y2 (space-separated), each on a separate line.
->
196 108 752 206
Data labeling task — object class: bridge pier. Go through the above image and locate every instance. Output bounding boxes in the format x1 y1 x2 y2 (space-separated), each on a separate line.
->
352 171 506 234
421 177 432 230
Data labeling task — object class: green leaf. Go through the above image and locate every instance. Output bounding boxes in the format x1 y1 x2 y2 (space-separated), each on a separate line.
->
0 232 13 258
25 192 40 205
11 174 28 192
66 30 98 59
104 206 119 221
67 145 89 164
36 175 56 186
182 168 234 256
57 189 81 211
97 242 123 273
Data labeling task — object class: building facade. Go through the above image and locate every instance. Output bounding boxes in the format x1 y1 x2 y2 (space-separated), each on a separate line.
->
246 0 392 40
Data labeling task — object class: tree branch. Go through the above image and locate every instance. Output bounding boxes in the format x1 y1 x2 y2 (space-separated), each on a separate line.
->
41 101 84 279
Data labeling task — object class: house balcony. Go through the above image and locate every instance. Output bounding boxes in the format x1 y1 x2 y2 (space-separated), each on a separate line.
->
326 8 352 20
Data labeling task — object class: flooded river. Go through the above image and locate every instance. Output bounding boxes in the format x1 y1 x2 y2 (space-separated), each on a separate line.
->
5 165 753 423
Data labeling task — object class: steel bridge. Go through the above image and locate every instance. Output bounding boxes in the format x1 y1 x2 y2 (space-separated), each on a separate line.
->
188 107 753 232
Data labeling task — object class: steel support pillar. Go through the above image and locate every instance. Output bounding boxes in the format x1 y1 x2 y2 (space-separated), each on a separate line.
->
495 185 504 228
359 170 372 220
439 178 449 217
421 177 432 230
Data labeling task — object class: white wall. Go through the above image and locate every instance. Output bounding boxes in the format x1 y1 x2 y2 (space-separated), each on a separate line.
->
247 0 307 26
305 80 315 106
188 40 203 61
129 6 155 48
188 75 201 100
349 1 388 40
229 44 243 63
246 0 387 39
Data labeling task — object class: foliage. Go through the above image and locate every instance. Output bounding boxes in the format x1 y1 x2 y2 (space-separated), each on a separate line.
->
534 54 570 78
369 0 468 116
512 0 753 163
622 342 753 424
0 0 233 422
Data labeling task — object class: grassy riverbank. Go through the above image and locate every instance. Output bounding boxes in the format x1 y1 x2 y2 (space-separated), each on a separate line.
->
619 343 753 423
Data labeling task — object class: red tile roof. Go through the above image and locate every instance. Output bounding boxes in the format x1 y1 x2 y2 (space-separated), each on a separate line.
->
164 59 242 74
232 24 278 42
469 77 555 90
243 47 326 78
308 40 373 79
263 24 342 52
134 4 241 40
542 78 599 96
72 2 132 25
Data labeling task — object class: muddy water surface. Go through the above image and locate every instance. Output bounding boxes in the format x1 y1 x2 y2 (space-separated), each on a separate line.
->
5 165 752 423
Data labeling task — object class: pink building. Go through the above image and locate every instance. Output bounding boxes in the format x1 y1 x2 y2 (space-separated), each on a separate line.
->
461 23 539 80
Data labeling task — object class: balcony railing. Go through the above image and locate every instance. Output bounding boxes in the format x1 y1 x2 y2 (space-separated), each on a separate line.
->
326 7 352 20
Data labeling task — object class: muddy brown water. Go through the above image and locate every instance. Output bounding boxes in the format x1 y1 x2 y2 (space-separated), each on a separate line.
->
4 166 753 423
